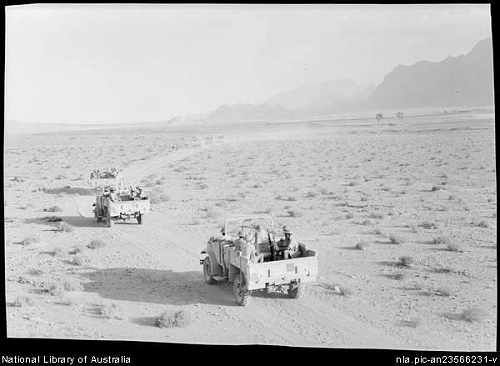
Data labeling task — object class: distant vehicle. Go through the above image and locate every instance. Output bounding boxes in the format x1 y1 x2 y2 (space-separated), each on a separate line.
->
93 186 150 227
88 168 123 190
200 215 319 306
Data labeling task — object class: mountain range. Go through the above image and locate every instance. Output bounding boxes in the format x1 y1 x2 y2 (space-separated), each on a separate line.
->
207 37 494 122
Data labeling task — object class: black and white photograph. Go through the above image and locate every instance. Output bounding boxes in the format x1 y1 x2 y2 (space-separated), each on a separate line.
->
4 3 496 352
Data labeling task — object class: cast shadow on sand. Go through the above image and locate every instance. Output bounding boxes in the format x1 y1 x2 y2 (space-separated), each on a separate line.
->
24 216 103 228
42 187 99 196
81 268 238 307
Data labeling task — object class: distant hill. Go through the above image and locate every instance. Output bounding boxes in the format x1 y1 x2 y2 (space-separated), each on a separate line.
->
268 78 364 110
366 37 494 110
207 103 291 122
205 37 494 122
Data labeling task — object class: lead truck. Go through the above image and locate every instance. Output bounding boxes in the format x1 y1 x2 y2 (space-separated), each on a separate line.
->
200 215 319 306
90 169 150 227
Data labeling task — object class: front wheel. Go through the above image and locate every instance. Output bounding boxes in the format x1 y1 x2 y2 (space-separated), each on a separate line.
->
233 274 250 306
203 257 216 284
288 283 304 299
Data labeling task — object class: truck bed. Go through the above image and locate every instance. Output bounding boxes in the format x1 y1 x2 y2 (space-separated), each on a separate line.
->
107 197 150 217
227 247 318 290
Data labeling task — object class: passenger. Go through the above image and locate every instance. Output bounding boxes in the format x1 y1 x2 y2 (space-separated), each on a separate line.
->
241 233 264 263
233 231 246 251
254 224 269 246
283 226 301 259
109 188 118 202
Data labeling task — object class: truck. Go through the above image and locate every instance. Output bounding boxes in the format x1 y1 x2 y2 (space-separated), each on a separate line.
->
200 215 319 306
93 186 150 227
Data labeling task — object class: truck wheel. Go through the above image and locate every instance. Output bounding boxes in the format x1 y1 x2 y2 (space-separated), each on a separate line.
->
233 274 250 306
95 209 101 222
288 283 304 299
137 214 144 225
106 208 114 228
203 257 216 285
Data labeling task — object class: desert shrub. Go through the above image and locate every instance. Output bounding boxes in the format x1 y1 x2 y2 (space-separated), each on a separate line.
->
408 224 419 233
389 234 405 244
435 287 451 297
398 256 414 267
28 269 43 276
419 221 438 229
339 286 353 297
68 246 84 255
55 222 73 232
304 191 317 198
20 236 39 246
46 216 62 222
446 243 463 253
430 186 442 192
459 307 486 323
369 212 384 219
388 272 406 280
12 295 34 307
432 235 450 245
48 282 63 296
43 206 62 212
88 239 106 249
348 181 358 186
371 228 383 235
432 266 453 274
474 220 489 228
276 195 297 202
51 247 65 256
287 209 304 218
401 317 421 328
345 213 354 219
69 256 84 266
355 241 370 251
156 310 191 328
99 303 124 319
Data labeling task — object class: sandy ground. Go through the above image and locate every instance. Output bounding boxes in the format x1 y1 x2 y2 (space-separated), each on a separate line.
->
4 111 496 350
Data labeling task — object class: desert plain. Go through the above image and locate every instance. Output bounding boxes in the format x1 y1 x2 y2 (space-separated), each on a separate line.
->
3 108 497 350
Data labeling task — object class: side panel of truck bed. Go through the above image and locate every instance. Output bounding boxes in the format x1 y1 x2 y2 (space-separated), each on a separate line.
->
246 253 318 290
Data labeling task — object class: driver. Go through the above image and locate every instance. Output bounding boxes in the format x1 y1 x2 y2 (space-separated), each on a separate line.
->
254 224 269 246
241 232 264 263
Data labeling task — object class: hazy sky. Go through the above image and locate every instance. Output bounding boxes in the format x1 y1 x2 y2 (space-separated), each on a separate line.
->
5 4 492 124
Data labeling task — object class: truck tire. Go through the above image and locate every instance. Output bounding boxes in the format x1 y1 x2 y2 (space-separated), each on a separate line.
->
288 283 304 299
137 214 144 225
106 208 114 228
233 274 250 306
203 257 216 285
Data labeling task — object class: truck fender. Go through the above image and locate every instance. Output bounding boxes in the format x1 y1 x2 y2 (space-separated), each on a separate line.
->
207 251 223 276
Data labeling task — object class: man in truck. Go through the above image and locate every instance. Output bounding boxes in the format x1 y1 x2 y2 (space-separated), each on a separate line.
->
283 226 301 259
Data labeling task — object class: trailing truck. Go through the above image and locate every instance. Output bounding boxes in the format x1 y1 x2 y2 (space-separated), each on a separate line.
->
200 215 318 305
